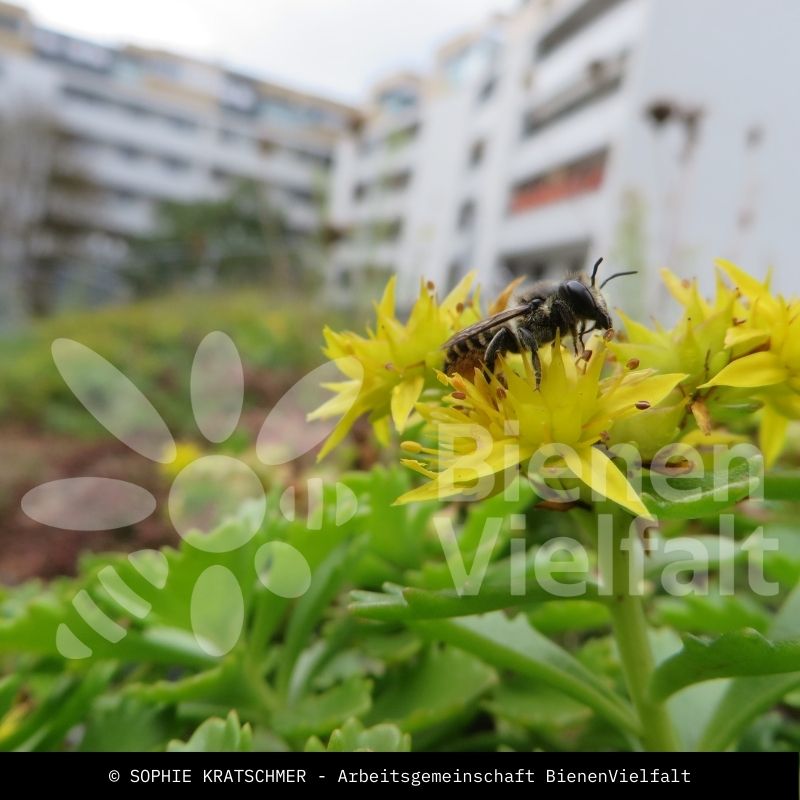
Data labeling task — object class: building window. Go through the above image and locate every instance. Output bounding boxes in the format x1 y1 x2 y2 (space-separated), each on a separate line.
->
509 149 607 214
166 115 197 132
0 13 20 31
382 219 403 242
287 186 315 204
62 85 107 106
113 188 139 204
161 155 190 172
376 87 418 113
537 0 628 60
477 77 496 103
118 145 144 161
382 170 411 192
293 149 332 168
386 123 419 149
468 140 485 168
365 219 403 243
121 102 151 119
503 241 589 281
457 200 476 231
522 53 626 138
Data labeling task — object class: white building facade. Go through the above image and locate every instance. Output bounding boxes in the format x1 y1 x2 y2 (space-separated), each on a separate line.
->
0 2 356 315
329 0 800 317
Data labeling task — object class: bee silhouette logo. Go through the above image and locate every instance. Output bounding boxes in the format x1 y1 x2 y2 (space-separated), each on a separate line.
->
21 332 361 659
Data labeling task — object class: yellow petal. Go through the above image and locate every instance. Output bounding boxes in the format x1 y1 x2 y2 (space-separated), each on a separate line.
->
316 402 365 460
595 373 687 419
441 270 476 311
700 351 788 389
564 446 652 519
680 429 749 447
724 325 769 352
616 309 665 347
307 380 360 420
760 404 788 468
489 275 526 314
660 268 694 306
372 414 392 447
390 374 425 432
376 275 397 321
715 258 770 301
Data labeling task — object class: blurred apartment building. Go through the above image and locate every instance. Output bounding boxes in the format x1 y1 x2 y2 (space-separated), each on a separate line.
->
0 1 356 319
329 0 800 315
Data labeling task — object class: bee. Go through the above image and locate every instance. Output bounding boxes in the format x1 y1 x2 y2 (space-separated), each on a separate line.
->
443 258 636 387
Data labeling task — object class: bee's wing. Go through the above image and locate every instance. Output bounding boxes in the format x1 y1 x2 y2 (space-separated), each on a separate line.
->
443 304 531 349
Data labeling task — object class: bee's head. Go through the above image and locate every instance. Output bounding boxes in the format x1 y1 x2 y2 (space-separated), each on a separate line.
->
560 257 637 330
558 276 612 329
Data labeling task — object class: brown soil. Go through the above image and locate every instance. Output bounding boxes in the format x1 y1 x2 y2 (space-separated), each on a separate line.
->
0 425 176 583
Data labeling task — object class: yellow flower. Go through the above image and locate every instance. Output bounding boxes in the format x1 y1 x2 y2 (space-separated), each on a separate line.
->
610 267 740 394
309 273 482 459
699 259 799 465
395 335 686 518
160 440 204 479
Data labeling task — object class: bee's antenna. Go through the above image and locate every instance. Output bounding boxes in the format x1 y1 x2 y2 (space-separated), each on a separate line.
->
590 257 603 287
599 270 638 290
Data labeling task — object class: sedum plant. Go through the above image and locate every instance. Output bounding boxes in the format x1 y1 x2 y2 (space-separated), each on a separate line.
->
1 261 800 752
315 260 800 751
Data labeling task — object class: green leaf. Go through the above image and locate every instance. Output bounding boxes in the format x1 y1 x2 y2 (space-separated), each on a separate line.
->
0 663 115 751
641 459 760 519
350 563 599 623
698 584 800 751
484 677 591 735
763 471 800 501
648 628 730 752
168 710 252 752
366 646 496 734
304 718 411 752
651 630 800 700
272 677 372 740
644 535 746 577
653 591 770 635
412 613 638 736
528 600 610 635
0 674 22 720
79 696 173 752
277 537 368 697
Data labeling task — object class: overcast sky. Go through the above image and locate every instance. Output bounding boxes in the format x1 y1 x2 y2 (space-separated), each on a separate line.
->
22 0 517 103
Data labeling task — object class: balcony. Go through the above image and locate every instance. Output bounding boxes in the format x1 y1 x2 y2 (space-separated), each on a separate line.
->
509 148 607 215
522 50 627 139
537 0 630 61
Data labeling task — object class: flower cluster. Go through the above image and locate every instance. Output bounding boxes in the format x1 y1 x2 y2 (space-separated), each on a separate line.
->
396 335 684 517
308 273 482 459
312 260 795 514
611 259 799 465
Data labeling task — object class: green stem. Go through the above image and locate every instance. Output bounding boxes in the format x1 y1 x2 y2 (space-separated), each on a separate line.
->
600 509 680 751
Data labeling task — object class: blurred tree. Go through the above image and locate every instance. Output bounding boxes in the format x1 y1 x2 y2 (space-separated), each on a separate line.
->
122 180 316 296
0 109 100 317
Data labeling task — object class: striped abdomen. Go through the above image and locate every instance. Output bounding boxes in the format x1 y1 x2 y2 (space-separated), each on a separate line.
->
444 327 499 375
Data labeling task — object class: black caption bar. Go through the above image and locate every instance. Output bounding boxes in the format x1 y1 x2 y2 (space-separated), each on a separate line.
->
5 752 798 797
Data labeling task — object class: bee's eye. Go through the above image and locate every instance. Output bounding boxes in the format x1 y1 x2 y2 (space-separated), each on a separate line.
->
562 280 597 317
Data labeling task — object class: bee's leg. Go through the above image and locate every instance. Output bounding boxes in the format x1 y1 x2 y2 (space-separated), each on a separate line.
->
484 326 516 375
568 324 585 358
516 327 542 388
